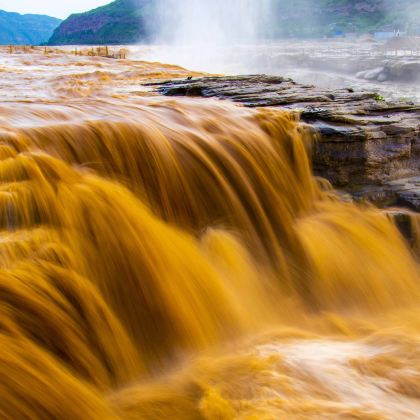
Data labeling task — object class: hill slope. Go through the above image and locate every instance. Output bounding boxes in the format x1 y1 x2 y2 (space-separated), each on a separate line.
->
271 0 420 38
0 10 61 45
48 0 151 45
48 0 420 45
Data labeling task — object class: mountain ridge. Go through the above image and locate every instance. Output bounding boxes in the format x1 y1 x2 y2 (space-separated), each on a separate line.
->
0 10 61 45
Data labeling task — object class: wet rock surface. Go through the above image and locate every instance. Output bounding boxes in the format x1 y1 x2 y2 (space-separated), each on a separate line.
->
356 60 420 83
153 75 420 212
387 177 420 211
385 208 420 252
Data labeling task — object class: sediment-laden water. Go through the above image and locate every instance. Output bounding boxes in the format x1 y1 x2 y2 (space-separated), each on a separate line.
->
1 47 420 419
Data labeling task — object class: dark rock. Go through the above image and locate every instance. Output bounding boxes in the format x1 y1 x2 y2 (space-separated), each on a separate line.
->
385 208 420 255
387 177 420 211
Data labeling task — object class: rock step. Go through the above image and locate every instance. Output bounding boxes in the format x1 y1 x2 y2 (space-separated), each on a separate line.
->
152 75 419 194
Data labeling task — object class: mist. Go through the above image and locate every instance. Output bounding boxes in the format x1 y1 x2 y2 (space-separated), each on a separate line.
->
145 0 273 72
136 0 420 102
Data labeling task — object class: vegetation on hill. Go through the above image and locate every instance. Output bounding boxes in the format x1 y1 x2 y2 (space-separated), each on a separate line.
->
48 0 420 45
270 0 420 38
48 0 151 45
0 10 61 45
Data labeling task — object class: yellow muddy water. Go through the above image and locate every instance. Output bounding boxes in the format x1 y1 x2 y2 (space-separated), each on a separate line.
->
0 47 420 419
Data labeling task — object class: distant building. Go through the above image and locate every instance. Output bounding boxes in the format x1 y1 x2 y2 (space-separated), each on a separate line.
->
374 31 407 40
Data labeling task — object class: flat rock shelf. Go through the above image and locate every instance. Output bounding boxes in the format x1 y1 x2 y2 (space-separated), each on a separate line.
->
152 75 420 212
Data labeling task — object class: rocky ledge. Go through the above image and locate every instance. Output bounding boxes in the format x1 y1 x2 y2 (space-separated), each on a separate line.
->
153 75 420 212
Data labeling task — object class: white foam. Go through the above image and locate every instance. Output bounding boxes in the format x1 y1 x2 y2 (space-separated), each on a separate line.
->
259 340 420 419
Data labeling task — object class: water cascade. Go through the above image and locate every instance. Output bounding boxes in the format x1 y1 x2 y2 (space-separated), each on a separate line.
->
0 89 419 417
0 41 420 418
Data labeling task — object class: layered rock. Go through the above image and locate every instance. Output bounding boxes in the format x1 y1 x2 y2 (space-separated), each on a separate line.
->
154 75 420 210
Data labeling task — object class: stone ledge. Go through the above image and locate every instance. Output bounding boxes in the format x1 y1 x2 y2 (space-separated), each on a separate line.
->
152 75 419 198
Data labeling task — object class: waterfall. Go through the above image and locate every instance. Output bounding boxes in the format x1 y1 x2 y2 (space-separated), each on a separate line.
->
2 44 420 420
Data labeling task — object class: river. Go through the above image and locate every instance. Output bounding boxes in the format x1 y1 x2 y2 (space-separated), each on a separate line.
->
0 46 419 419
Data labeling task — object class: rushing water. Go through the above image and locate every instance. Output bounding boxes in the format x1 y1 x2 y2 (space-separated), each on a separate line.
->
0 47 420 419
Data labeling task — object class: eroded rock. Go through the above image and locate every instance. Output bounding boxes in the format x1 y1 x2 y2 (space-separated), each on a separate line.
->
153 75 419 193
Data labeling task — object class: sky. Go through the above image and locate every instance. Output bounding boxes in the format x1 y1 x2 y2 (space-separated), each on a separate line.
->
0 0 111 19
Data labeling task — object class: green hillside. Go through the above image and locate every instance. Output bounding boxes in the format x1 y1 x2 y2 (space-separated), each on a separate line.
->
48 0 420 45
270 0 420 38
48 0 152 45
